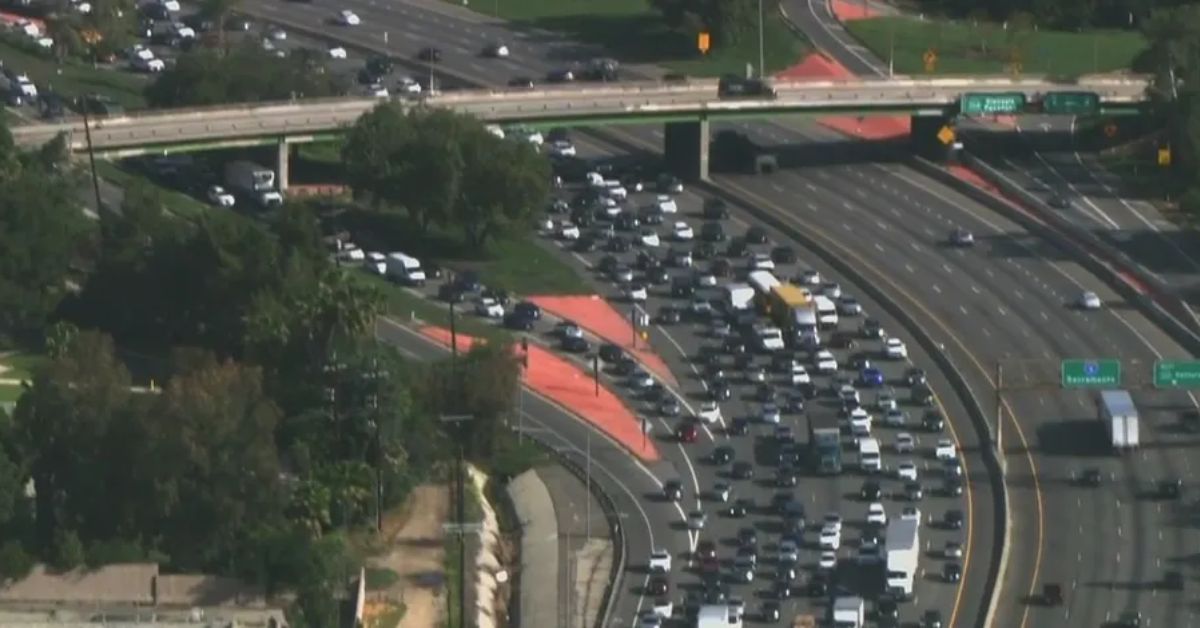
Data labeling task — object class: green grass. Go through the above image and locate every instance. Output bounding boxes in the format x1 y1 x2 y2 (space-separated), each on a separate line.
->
442 537 464 628
360 274 513 344
845 16 1145 76
364 566 401 590
0 350 44 380
366 602 406 628
0 386 23 403
94 160 209 219
0 36 148 109
453 0 808 77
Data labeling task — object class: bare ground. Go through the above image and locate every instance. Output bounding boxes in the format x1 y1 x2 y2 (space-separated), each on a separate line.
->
364 484 451 628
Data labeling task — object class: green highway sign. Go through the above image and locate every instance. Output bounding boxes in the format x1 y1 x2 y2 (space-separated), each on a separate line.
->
960 92 1027 115
1041 91 1100 115
1154 360 1200 388
1061 359 1121 388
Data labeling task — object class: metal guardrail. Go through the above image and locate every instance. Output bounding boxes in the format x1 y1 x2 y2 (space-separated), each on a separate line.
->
519 427 625 628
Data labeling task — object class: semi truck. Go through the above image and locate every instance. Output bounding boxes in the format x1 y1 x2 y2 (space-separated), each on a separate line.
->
807 414 842 475
224 160 283 209
766 282 817 339
748 270 781 304
885 518 920 599
724 283 755 311
1099 389 1139 451
831 596 864 628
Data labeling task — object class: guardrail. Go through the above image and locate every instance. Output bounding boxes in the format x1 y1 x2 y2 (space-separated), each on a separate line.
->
519 427 625 628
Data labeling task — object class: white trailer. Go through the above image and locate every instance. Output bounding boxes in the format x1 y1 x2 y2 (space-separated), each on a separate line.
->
747 270 780 295
1099 389 1139 451
724 283 755 311
696 603 742 628
224 160 282 208
831 596 864 628
885 518 920 599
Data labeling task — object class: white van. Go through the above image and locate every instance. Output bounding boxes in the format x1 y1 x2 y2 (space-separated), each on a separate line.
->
386 252 427 286
814 295 839 328
858 438 881 473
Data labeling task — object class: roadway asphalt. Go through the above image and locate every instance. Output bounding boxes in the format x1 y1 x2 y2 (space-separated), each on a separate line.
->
372 316 695 624
234 1 1200 626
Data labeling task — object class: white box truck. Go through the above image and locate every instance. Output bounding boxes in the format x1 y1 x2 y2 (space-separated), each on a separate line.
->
724 283 755 311
831 596 864 628
1099 389 1139 451
696 603 742 628
385 252 427 286
224 160 283 209
885 518 919 599
814 295 839 328
857 437 881 473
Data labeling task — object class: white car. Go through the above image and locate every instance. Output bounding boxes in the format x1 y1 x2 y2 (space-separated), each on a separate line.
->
895 432 916 454
604 183 628 200
687 511 706 530
172 23 196 38
935 438 957 461
397 77 422 94
132 56 165 72
866 502 888 526
639 230 661 247
338 9 361 25
695 271 717 287
655 195 677 214
557 221 580 240
649 549 671 572
206 184 235 207
885 337 908 360
712 481 731 502
548 140 576 157
672 222 694 241
818 526 841 550
850 421 871 442
790 364 811 385
751 253 775 270
900 506 921 522
625 284 648 302
652 599 673 619
266 26 287 40
884 408 908 427
896 461 918 482
328 45 348 59
840 385 861 407
876 390 898 412
486 42 510 57
698 401 722 424
814 350 838 373
848 408 872 432
823 513 843 533
760 403 781 424
475 297 504 318
818 551 838 570
365 83 389 98
690 298 713 316
944 541 963 559
1079 290 1102 310
821 282 842 298
798 269 821 285
839 296 862 316
363 252 387 275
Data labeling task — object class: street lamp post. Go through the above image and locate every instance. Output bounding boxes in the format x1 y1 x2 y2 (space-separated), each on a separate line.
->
757 0 765 78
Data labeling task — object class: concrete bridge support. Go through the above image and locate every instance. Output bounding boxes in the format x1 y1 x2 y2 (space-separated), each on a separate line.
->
277 138 290 193
663 117 710 182
909 113 954 162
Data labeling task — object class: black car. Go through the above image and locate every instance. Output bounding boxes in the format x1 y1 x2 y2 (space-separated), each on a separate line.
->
726 498 751 518
612 356 638 376
775 581 794 599
731 461 753 480
911 383 934 406
561 336 589 353
1157 478 1183 500
1075 468 1102 487
1116 611 1143 628
598 255 619 275
943 509 964 529
906 367 928 386
861 318 884 338
745 226 769 245
760 601 780 622
703 198 729 219
728 417 748 435
905 481 924 501
438 283 465 303
771 246 797 264
943 562 962 583
546 68 575 82
693 242 717 260
513 301 541 320
725 238 749 258
507 76 535 89
646 267 670 285
861 480 881 501
638 207 664 225
606 237 631 253
944 476 964 497
456 270 482 292
711 258 733 277
712 445 735 465
614 212 640 231
922 609 943 628
877 598 899 625
923 411 946 432
723 338 746 355
647 576 669 596
658 306 681 324
503 313 535 330
663 479 683 501
672 278 696 298
807 576 828 597
416 46 442 62
737 526 757 547
700 222 726 242
776 468 798 487
711 382 733 401
599 343 624 363
365 55 394 76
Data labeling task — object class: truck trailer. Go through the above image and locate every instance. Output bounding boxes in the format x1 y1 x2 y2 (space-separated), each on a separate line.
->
724 283 755 311
696 604 742 628
831 596 864 628
807 414 842 475
1098 389 1139 451
885 518 920 599
224 160 283 209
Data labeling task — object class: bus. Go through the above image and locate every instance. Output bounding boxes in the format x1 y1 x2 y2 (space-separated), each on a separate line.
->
767 282 814 331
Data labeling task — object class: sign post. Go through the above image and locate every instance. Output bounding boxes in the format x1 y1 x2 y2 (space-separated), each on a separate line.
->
1154 360 1200 388
937 125 956 145
1061 359 1121 388
697 32 710 55
923 49 937 73
1158 146 1172 167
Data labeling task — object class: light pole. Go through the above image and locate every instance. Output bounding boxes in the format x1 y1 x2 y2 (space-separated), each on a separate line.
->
757 0 765 78
440 412 475 628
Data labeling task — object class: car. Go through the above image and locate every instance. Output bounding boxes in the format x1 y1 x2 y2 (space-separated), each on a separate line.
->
649 549 671 572
628 369 654 389
905 481 924 501
205 184 235 207
821 282 842 299
861 318 884 338
711 445 734 466
861 480 881 501
1047 193 1071 209
944 475 964 496
548 139 576 158
337 9 361 25
327 45 349 59
750 253 775 270
639 612 662 628
483 42 509 57
731 461 753 480
775 467 798 487
671 221 694 241
759 403 781 425
790 364 811 385
814 350 838 373
818 527 841 550
1157 478 1183 500
624 283 648 302
597 343 623 363
557 221 581 240
838 296 862 316
877 598 900 624
647 576 668 596
823 513 843 533
877 389 898 412
659 397 681 416
900 506 921 522
922 609 944 628
949 227 975 246
734 527 757 549
884 408 909 427
686 510 706 530
778 539 800 563
744 225 768 245
1116 611 1143 628
857 543 882 566
935 438 957 460
1074 468 1102 487
702 198 728 219
943 509 964 529
860 367 884 387
677 420 699 443
1078 290 1102 310
818 550 837 570
561 336 589 353
694 270 717 287
416 46 442 62
943 561 962 583
866 502 887 526
895 432 916 453
727 498 751 518
712 481 731 502
770 245 796 264
944 541 963 559
637 229 660 248
474 297 504 318
657 174 684 193
662 480 683 501
760 602 781 622
906 367 928 387
942 456 963 478
896 461 918 482
690 298 713 317
848 408 872 433
727 417 748 435
924 412 946 432
658 306 681 324
669 248 693 268
884 337 908 360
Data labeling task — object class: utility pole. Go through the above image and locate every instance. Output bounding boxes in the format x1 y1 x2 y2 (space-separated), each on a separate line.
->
995 361 1006 474
757 0 765 78
80 99 104 214
440 413 475 628
592 353 600 398
585 429 591 539
366 358 388 532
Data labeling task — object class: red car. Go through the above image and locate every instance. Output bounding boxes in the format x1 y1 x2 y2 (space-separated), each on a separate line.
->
677 422 699 443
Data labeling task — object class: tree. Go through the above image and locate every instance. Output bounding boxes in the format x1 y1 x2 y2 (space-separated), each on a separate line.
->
649 0 770 46
454 124 550 247
145 43 344 107
50 528 84 571
0 540 33 581
200 0 241 50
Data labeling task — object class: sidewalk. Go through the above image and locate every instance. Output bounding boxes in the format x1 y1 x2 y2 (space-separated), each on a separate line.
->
507 465 612 628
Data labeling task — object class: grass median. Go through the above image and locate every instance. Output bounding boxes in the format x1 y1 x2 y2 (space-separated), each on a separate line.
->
0 36 147 109
452 0 808 76
845 16 1144 76
94 160 211 219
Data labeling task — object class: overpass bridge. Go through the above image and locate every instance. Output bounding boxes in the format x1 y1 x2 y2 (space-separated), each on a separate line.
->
10 74 1149 186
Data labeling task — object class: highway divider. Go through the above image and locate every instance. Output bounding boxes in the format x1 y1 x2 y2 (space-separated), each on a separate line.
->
696 177 1006 628
911 154 1200 357
519 426 625 628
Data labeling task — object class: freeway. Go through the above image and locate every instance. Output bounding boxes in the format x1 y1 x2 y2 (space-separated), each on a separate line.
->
372 315 695 624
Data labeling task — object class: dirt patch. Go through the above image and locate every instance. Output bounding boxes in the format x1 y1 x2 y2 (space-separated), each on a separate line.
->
365 484 451 628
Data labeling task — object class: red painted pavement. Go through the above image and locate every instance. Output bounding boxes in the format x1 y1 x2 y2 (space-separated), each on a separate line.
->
527 295 677 386
774 53 908 139
831 0 879 21
419 326 662 463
